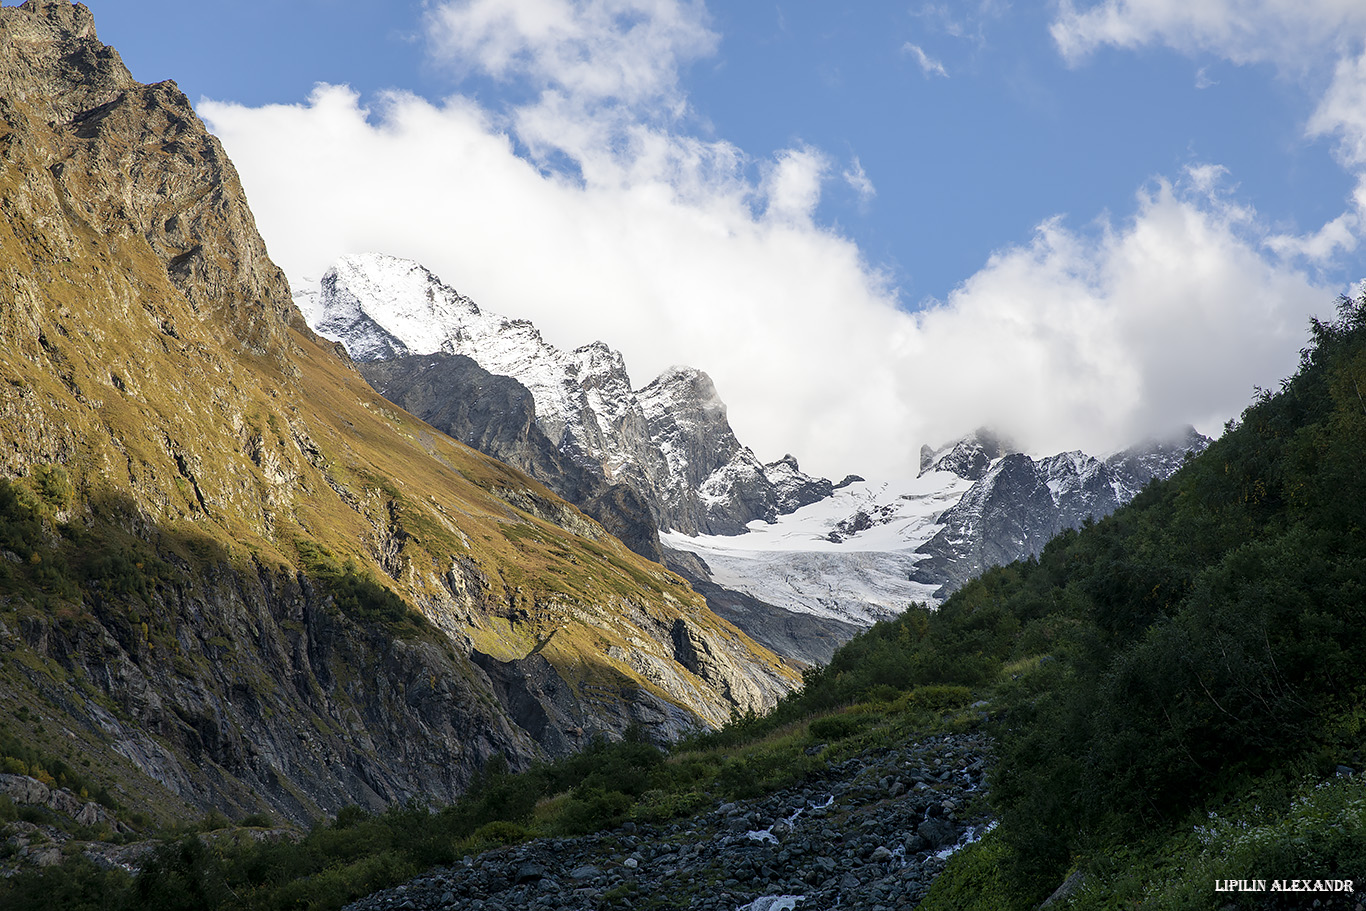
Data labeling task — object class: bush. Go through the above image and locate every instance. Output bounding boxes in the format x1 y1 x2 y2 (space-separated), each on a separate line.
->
919 832 1028 911
808 713 872 742
551 788 631 836
296 540 424 633
453 819 531 856
32 465 73 513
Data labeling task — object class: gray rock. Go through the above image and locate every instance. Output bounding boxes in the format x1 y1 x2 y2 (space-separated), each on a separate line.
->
338 731 993 911
917 818 959 849
360 354 664 563
912 427 1210 596
1039 869 1085 907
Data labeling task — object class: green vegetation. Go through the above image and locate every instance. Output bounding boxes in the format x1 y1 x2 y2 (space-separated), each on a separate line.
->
4 296 1364 909
0 728 117 812
294 540 427 634
915 294 1366 907
0 472 175 608
0 694 967 911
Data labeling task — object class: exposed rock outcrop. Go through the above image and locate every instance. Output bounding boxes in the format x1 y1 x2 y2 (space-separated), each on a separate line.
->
360 353 663 562
918 428 1016 480
911 427 1211 595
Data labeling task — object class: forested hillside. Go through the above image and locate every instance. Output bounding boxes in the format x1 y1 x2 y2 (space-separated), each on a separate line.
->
796 293 1366 905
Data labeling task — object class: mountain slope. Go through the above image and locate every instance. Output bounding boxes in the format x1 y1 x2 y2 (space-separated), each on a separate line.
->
0 0 794 828
310 254 1207 655
909 426 1210 593
297 253 832 537
359 352 664 562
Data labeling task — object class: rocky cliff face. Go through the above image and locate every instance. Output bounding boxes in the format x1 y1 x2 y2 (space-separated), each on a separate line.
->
918 428 1016 481
0 0 301 363
911 428 1211 594
296 253 832 538
2 555 534 824
359 353 664 562
766 454 836 514
635 366 781 536
0 0 795 827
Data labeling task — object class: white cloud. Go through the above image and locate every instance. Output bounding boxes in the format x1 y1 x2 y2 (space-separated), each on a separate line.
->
1050 0 1366 67
910 178 1326 455
842 157 876 205
425 0 717 106
763 147 829 223
902 42 948 78
1051 0 1366 279
1310 48 1366 168
203 84 914 475
198 1 1344 479
205 82 1334 474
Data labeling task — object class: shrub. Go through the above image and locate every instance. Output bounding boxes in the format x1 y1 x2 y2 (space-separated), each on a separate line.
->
808 713 871 742
32 465 73 513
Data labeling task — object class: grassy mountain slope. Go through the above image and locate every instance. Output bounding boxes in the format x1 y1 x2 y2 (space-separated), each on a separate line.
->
0 0 794 831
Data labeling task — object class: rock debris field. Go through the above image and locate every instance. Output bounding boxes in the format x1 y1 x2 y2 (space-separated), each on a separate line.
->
345 732 990 911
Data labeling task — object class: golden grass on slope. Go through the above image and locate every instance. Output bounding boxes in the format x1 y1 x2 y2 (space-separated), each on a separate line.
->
0 80 797 744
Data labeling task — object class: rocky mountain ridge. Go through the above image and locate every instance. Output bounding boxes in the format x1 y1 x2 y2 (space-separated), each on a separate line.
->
909 426 1211 594
0 0 794 828
304 256 1208 663
297 254 832 540
659 427 1210 639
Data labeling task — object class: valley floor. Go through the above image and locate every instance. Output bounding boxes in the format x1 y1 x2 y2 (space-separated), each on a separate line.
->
341 732 989 911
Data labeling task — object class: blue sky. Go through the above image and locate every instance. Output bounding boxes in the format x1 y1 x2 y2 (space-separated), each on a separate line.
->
81 1 1366 476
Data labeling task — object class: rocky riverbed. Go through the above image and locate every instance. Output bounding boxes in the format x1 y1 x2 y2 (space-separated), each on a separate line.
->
343 731 990 911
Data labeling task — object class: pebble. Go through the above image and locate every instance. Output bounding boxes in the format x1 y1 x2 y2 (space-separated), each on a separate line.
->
343 732 990 911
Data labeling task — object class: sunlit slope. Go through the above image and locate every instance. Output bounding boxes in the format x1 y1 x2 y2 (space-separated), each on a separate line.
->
0 0 794 824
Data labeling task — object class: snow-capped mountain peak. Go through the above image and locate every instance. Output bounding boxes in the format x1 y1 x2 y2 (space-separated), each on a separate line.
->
918 427 1019 480
298 254 833 537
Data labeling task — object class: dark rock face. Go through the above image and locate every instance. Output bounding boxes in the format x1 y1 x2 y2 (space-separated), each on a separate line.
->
4 558 533 826
912 427 1211 595
765 454 834 514
913 454 1061 593
361 354 663 562
637 367 780 536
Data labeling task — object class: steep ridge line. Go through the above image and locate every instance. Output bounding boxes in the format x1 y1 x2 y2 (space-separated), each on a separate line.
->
0 0 796 829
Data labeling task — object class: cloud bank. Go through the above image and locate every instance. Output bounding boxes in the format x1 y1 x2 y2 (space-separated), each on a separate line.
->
202 0 1350 478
